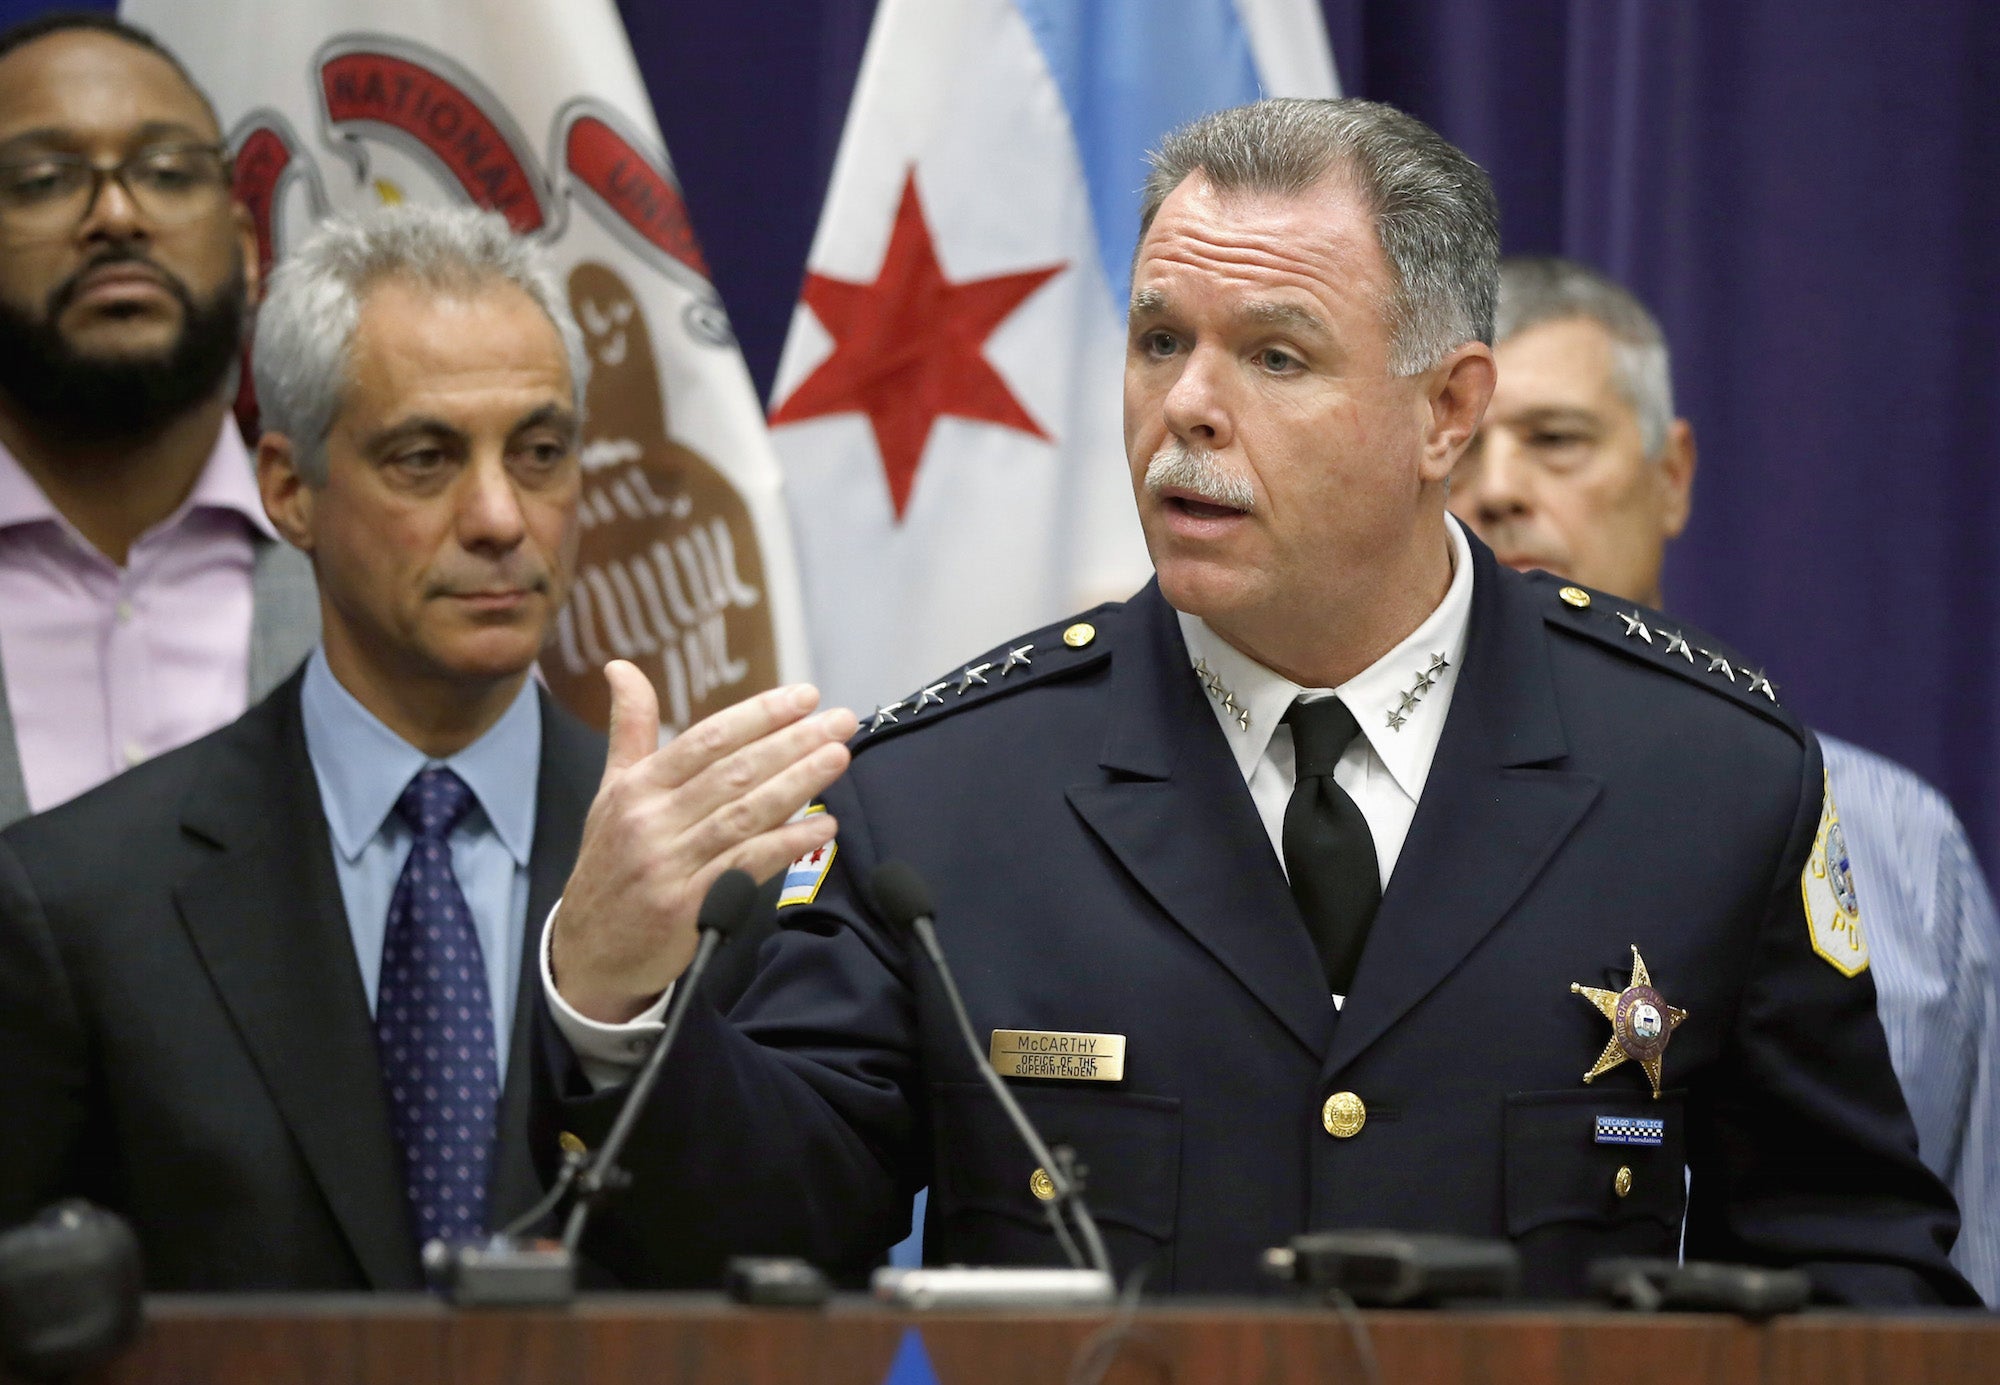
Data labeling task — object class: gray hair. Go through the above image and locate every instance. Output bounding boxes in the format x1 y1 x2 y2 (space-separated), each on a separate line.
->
1495 256 1674 460
252 204 588 483
1138 97 1498 376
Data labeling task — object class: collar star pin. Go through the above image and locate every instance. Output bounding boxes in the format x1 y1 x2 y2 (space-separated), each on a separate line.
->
1382 652 1448 733
1570 945 1687 1099
1193 657 1251 730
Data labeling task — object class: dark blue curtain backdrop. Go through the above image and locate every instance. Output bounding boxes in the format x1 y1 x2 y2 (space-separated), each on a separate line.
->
11 2 2000 875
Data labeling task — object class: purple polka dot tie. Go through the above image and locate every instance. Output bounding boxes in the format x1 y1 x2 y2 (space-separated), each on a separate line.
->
375 767 498 1249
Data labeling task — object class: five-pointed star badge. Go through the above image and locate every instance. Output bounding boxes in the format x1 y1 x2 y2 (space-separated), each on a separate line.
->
1570 945 1687 1099
1617 611 1653 643
768 169 1065 520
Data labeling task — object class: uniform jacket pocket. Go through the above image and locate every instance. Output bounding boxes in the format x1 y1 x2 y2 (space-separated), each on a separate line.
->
930 1081 1181 1260
1504 1088 1686 1237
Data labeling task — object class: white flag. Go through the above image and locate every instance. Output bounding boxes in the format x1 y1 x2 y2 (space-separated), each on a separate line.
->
769 0 1338 715
124 0 812 736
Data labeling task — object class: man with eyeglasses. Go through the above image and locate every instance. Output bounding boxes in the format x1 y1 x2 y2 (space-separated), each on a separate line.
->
0 13 316 827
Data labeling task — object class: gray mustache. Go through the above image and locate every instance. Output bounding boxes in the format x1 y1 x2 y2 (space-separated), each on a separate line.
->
1144 442 1255 511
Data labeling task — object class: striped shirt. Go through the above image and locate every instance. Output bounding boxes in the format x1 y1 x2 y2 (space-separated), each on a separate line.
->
1822 734 1999 1306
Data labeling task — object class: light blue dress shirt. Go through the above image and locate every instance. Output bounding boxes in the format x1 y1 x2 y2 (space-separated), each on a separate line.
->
1822 733 1999 1307
299 649 541 1081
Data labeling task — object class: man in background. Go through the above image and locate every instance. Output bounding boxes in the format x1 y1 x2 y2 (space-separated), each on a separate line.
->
0 12 316 827
1449 254 1998 1304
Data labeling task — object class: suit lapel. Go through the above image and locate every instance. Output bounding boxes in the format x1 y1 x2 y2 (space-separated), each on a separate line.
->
487 696 601 1227
0 640 28 830
1068 585 1336 1059
173 678 421 1289
1324 539 1600 1078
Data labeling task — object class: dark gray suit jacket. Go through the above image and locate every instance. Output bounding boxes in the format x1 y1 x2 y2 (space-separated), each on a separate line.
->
0 668 601 1290
0 534 320 828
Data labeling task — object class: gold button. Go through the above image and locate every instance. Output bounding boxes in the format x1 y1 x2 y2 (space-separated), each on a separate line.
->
1063 622 1096 648
1614 1166 1633 1198
1559 586 1591 609
558 1131 588 1158
1321 1092 1366 1139
1029 1167 1057 1202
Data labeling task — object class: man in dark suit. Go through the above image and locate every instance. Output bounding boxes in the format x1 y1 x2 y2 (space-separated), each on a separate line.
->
0 201 854 1291
541 98 1976 1304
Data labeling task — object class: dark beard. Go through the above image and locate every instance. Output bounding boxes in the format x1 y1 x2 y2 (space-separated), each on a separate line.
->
0 251 247 445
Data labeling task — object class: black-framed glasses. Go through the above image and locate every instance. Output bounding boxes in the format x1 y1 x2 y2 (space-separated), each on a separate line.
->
0 142 232 237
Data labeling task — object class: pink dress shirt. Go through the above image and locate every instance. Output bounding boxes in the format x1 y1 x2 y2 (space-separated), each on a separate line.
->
0 427 275 814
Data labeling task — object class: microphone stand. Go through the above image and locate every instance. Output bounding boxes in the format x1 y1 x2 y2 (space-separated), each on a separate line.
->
559 921 728 1254
865 861 1114 1307
429 871 755 1305
907 913 1113 1278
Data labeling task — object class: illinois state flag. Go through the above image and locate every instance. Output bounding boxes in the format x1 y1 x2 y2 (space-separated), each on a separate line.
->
122 0 812 737
769 0 1338 714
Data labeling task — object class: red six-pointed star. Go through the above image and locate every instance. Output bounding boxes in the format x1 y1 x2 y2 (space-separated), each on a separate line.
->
769 170 1065 520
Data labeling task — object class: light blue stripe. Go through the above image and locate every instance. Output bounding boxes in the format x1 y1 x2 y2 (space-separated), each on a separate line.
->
1012 0 1263 306
1821 733 2000 1306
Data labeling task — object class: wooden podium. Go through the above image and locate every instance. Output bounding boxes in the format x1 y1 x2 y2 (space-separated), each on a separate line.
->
65 1295 2000 1384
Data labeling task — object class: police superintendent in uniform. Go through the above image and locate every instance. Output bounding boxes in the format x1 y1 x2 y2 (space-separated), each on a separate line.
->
539 98 1975 1303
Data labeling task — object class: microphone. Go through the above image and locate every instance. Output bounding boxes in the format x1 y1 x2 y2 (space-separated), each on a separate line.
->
868 861 1115 1285
558 866 759 1253
0 1201 143 1382
1587 1257 1811 1319
1262 1229 1521 1306
430 868 759 1305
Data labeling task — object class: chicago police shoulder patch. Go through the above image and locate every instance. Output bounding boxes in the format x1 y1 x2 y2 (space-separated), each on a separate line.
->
776 805 836 909
1802 769 1869 976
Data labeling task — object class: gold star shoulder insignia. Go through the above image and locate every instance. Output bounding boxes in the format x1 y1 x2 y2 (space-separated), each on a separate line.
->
1569 945 1687 1099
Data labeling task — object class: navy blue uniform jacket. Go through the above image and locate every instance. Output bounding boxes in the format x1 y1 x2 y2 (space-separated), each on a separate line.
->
549 536 1973 1304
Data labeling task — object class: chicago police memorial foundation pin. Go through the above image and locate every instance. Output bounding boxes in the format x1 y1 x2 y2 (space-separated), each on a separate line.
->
1570 946 1687 1099
988 1030 1127 1082
1802 768 1870 977
1593 1115 1665 1147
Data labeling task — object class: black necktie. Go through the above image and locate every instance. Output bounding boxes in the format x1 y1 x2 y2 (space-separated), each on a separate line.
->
1282 698 1382 995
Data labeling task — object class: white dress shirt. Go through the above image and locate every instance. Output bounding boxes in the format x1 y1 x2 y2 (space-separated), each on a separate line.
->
1178 514 1474 891
546 515 1476 1075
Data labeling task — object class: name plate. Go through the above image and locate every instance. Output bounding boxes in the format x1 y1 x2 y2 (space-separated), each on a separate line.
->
988 1029 1126 1082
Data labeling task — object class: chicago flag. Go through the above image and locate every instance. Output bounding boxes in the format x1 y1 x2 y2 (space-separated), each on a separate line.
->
770 0 1339 714
123 0 813 738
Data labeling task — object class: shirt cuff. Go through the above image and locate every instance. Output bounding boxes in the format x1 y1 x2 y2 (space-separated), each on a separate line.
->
540 900 673 1092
